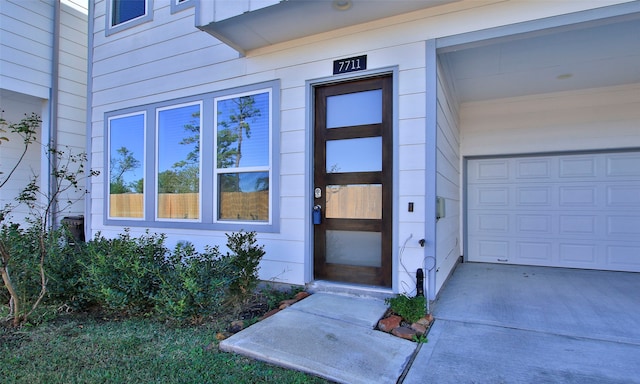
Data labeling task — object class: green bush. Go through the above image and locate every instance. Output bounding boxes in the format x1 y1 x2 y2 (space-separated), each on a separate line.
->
81 230 168 314
154 242 234 319
225 230 265 298
385 294 426 324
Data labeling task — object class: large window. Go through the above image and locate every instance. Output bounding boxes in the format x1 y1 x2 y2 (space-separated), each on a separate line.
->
104 81 279 232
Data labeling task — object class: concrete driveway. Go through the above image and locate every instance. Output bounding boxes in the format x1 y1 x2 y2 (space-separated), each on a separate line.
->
403 263 640 383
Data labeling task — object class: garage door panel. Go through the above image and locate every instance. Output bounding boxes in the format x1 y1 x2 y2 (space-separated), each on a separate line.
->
607 154 640 178
607 185 640 206
517 186 551 205
467 151 640 272
607 245 640 272
559 157 597 177
516 158 551 179
517 241 552 262
559 215 597 235
517 215 552 234
558 243 597 264
607 216 640 236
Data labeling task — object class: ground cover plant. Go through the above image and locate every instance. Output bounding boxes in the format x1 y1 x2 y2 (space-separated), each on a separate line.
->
0 316 329 384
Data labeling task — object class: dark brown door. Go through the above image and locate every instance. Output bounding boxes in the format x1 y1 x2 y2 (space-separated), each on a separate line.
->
313 75 392 287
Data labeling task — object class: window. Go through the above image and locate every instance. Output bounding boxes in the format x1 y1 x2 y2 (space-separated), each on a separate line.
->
108 113 145 219
156 103 202 220
215 91 271 222
107 0 153 35
171 0 194 13
104 81 280 232
112 0 145 25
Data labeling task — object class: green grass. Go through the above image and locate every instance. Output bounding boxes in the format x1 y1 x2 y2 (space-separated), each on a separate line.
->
0 317 329 384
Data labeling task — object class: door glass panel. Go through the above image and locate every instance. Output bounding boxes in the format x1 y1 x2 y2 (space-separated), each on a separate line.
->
326 137 382 173
326 184 382 219
326 90 382 128
326 230 381 267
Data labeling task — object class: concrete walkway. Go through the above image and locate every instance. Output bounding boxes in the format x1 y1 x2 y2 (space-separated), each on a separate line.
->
220 293 417 384
221 264 640 383
404 263 640 384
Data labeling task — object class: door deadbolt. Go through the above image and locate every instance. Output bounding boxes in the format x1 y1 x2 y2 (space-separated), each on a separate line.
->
314 187 322 199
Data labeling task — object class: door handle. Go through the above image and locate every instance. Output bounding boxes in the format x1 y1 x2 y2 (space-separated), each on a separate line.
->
313 205 322 225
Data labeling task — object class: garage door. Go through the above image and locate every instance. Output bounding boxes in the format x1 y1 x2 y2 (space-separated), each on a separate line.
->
467 151 640 272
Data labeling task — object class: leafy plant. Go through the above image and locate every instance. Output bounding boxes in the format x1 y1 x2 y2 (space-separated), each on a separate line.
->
0 110 99 326
385 294 426 324
225 230 265 298
81 230 168 314
154 242 234 319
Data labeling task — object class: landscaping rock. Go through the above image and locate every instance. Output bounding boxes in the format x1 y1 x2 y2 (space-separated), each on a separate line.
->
294 291 311 301
410 322 427 336
259 308 280 321
416 314 434 326
279 299 298 308
378 315 402 333
392 326 418 341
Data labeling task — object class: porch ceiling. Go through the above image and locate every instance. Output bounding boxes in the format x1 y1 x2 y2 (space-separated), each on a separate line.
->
198 0 458 54
440 12 640 103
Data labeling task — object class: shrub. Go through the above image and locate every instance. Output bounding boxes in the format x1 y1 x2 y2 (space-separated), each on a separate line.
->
154 242 234 319
81 230 168 314
225 230 265 298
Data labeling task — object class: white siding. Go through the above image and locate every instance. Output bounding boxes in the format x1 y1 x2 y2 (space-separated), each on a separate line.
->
460 83 640 157
89 0 635 292
435 61 461 294
0 0 54 98
56 0 89 217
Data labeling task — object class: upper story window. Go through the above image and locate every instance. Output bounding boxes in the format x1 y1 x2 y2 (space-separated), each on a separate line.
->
104 80 280 233
171 0 194 14
112 0 145 25
107 0 153 35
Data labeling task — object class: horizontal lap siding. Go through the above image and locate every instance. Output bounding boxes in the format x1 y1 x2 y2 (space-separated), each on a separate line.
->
435 62 461 293
89 0 633 288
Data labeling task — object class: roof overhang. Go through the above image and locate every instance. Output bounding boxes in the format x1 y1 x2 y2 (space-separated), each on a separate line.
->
196 0 459 55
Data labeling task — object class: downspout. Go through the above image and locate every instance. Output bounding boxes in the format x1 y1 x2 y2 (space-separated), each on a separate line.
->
425 39 438 304
85 0 94 239
49 0 61 226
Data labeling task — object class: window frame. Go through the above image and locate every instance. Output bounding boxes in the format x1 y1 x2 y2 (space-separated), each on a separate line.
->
170 0 194 14
155 101 203 222
106 111 147 221
106 0 154 36
214 88 273 224
103 80 281 233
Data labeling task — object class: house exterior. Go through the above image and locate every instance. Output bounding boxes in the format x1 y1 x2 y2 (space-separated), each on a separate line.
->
0 0 89 225
88 0 640 300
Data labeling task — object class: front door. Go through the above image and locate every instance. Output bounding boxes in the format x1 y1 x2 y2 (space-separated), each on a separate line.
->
313 75 392 287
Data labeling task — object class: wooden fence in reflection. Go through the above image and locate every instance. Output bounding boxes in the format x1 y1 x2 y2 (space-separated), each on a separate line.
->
109 186 380 220
109 191 268 220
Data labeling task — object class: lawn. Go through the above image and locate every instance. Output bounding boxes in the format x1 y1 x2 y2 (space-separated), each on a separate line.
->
0 315 330 384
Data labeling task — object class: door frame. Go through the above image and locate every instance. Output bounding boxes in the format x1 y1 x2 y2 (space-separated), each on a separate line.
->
305 67 399 290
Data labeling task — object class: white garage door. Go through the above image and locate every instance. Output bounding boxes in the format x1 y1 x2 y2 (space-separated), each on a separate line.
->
467 151 640 272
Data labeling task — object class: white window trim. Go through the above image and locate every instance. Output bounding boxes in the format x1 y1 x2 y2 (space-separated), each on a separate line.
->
171 0 194 14
106 0 154 36
107 111 147 221
213 88 273 225
155 101 203 222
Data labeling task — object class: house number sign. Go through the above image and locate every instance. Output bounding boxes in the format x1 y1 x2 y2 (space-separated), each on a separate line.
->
333 55 367 75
